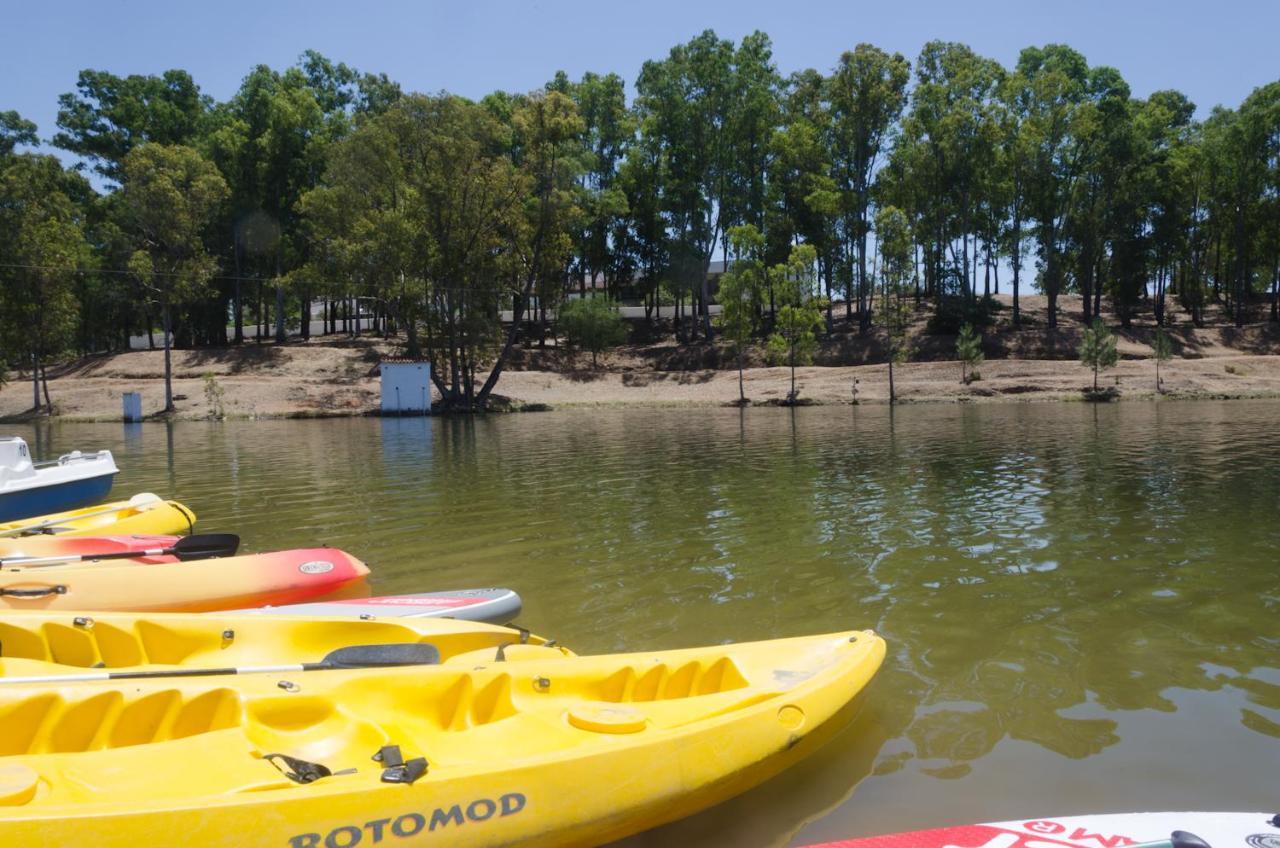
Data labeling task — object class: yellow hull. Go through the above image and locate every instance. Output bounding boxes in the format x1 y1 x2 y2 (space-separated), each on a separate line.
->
0 497 195 539
0 630 885 847
0 611 566 676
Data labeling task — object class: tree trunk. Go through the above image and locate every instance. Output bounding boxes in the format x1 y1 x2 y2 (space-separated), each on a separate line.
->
789 344 796 398
858 207 870 334
1011 218 1022 327
274 283 287 343
738 349 745 404
1234 205 1247 328
888 358 895 404
41 363 52 412
1270 252 1279 322
31 352 40 412
162 302 175 413
232 243 244 344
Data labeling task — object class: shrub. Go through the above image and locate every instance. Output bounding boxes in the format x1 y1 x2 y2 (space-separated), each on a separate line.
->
927 294 1003 335
558 297 627 367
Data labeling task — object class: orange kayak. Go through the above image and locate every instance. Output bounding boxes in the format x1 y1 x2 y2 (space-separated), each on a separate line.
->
0 548 369 612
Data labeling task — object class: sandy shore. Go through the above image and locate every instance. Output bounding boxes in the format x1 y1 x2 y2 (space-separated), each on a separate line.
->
3 339 1279 421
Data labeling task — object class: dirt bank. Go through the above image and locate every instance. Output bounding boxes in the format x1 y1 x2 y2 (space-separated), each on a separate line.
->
4 295 1279 421
3 343 1279 421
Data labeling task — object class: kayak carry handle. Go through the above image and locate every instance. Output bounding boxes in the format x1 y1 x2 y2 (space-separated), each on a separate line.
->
0 585 67 598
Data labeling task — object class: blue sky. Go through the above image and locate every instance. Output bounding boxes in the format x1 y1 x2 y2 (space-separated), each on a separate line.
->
5 0 1277 157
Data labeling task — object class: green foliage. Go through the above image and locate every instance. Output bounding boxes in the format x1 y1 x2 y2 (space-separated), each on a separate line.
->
0 111 38 157
767 244 824 398
956 323 984 383
0 32 1274 421
54 69 207 183
558 297 627 367
1152 328 1173 362
0 153 90 410
717 224 769 402
202 372 226 419
927 292 1002 334
120 143 228 411
1078 318 1119 390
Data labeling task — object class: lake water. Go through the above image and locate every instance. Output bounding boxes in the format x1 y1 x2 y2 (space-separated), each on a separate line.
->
11 401 1280 845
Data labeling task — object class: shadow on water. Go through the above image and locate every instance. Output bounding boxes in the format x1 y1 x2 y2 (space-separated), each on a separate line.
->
11 401 1280 841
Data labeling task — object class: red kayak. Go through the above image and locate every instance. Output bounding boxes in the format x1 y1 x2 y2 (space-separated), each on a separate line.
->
0 547 369 611
802 811 1276 847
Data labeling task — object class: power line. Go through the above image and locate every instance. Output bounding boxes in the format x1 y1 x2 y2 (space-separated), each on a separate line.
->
0 262 542 296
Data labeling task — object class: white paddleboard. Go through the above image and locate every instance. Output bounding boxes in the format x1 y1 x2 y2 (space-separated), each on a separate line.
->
803 812 1279 847
242 588 523 625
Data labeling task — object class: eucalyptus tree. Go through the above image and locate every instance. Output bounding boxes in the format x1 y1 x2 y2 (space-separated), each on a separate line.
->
206 63 335 343
560 71 632 298
1234 82 1280 323
476 89 585 409
294 106 421 354
894 42 1003 307
1067 67 1137 325
994 72 1032 324
0 111 38 157
875 205 914 401
1015 44 1092 328
826 44 909 330
1141 90 1198 326
1174 122 1212 327
617 125 668 321
54 69 208 183
635 29 781 340
119 144 228 413
767 75 838 326
0 152 90 411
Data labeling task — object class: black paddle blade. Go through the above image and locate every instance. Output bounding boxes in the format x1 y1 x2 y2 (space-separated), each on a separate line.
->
322 643 440 669
172 534 240 561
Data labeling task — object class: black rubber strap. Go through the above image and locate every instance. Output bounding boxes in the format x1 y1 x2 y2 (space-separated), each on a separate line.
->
263 753 333 784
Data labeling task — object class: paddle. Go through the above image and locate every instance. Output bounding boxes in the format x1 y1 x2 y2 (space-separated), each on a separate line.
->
0 493 163 538
0 642 441 685
0 533 240 568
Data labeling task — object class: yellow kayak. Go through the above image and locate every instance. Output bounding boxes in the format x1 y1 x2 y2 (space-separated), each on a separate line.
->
0 494 195 540
0 629 885 847
0 611 566 678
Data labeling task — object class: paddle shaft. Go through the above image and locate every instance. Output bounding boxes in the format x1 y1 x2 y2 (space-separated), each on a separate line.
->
0 534 238 567
2 546 173 567
5 663 317 684
1 643 440 685
0 493 161 538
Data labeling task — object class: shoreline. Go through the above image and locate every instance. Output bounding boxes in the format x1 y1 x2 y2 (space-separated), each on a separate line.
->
4 343 1279 422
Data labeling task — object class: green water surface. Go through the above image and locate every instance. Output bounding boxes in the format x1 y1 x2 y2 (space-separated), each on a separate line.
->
11 401 1280 845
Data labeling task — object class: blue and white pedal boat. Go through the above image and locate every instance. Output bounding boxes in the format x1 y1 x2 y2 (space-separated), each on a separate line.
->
0 437 118 523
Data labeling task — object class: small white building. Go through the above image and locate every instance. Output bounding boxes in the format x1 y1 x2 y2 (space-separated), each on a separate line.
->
380 360 432 415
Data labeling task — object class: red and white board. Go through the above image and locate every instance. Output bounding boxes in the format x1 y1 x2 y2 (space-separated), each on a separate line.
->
244 588 524 625
803 812 1279 848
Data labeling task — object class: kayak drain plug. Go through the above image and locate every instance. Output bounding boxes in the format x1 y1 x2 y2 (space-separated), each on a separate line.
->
73 617 94 630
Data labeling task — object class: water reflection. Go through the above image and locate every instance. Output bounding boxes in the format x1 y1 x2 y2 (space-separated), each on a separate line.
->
9 401 1280 841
